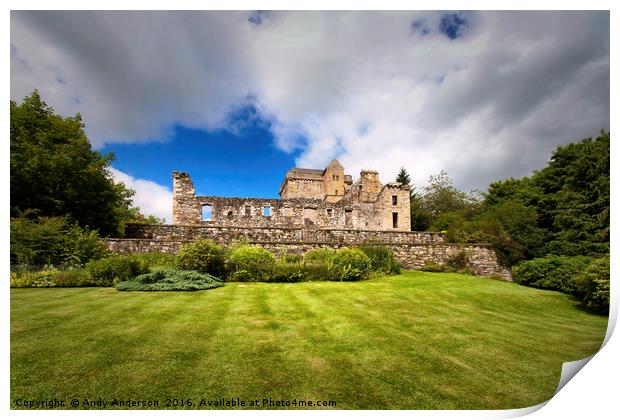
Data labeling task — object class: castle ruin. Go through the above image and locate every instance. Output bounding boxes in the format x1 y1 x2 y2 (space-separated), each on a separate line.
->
106 161 512 280
172 159 411 232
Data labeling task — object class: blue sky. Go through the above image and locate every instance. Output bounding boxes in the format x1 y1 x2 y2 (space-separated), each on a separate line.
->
11 11 610 222
101 123 298 199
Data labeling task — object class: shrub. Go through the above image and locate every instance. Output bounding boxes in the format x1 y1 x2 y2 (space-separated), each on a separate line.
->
279 250 303 264
10 216 108 267
10 268 96 288
11 270 58 288
357 243 401 275
177 240 227 276
575 255 610 314
51 268 95 287
329 247 371 281
446 251 470 271
270 262 308 283
513 255 593 294
304 262 332 281
132 252 178 270
63 225 110 267
228 245 276 282
86 256 149 286
303 248 335 264
117 269 223 291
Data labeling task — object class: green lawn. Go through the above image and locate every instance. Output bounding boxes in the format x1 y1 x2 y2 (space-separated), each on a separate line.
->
11 271 607 409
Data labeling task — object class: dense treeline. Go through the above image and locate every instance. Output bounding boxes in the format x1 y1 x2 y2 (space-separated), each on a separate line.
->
401 131 609 264
10 91 162 265
399 131 610 313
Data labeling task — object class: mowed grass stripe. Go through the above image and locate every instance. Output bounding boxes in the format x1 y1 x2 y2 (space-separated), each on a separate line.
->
11 271 607 409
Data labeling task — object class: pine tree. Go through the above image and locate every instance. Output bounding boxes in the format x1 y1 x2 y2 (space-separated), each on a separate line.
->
396 167 411 186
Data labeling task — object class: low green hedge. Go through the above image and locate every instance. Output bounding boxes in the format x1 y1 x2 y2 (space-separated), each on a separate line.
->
11 268 98 288
329 247 372 281
513 255 594 295
357 243 401 275
514 255 609 314
269 262 308 283
228 245 276 282
177 239 228 277
85 255 149 286
575 256 610 314
131 252 178 270
117 269 223 291
303 248 336 264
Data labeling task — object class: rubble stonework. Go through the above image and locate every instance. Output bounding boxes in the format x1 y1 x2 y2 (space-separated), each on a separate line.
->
108 161 512 280
109 224 512 280
173 160 411 231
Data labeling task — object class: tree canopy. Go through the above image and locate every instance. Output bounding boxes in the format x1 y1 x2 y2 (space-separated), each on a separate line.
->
405 131 609 266
10 90 152 236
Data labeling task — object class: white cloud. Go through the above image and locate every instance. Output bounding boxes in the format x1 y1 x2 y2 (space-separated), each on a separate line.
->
11 11 609 192
108 167 172 223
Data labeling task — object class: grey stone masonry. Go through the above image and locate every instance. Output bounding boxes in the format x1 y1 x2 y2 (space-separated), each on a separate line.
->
172 160 411 231
108 223 512 280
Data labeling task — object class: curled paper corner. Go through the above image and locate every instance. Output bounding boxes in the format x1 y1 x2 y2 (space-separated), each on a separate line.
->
496 401 547 418
554 355 595 396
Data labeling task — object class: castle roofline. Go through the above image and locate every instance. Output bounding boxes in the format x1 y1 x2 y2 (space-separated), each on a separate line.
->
290 167 325 175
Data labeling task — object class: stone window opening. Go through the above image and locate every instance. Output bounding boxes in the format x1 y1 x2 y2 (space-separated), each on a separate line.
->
201 204 213 221
335 189 338 195
245 205 251 216
392 212 399 228
263 206 271 217
327 208 333 217
227 210 233 218
392 195 398 205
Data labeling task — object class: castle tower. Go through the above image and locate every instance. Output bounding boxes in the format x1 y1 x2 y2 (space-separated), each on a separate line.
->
359 170 381 202
323 159 345 203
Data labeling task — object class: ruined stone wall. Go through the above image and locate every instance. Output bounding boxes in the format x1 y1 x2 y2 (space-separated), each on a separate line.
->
109 223 511 280
172 171 196 225
124 223 444 243
173 169 411 232
172 182 411 232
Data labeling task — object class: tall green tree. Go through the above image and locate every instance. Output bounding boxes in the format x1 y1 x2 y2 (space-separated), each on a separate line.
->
481 131 609 260
10 91 139 236
531 131 610 256
421 171 481 219
396 167 412 186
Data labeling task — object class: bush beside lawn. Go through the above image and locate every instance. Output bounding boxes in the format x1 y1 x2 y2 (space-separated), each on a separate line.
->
116 269 223 291
10 243 407 289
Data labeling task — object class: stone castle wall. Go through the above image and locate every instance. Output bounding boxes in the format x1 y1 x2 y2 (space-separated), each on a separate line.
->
108 223 512 280
173 163 412 232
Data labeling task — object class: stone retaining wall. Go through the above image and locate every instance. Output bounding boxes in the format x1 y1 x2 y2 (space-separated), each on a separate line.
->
124 223 445 244
107 224 512 280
